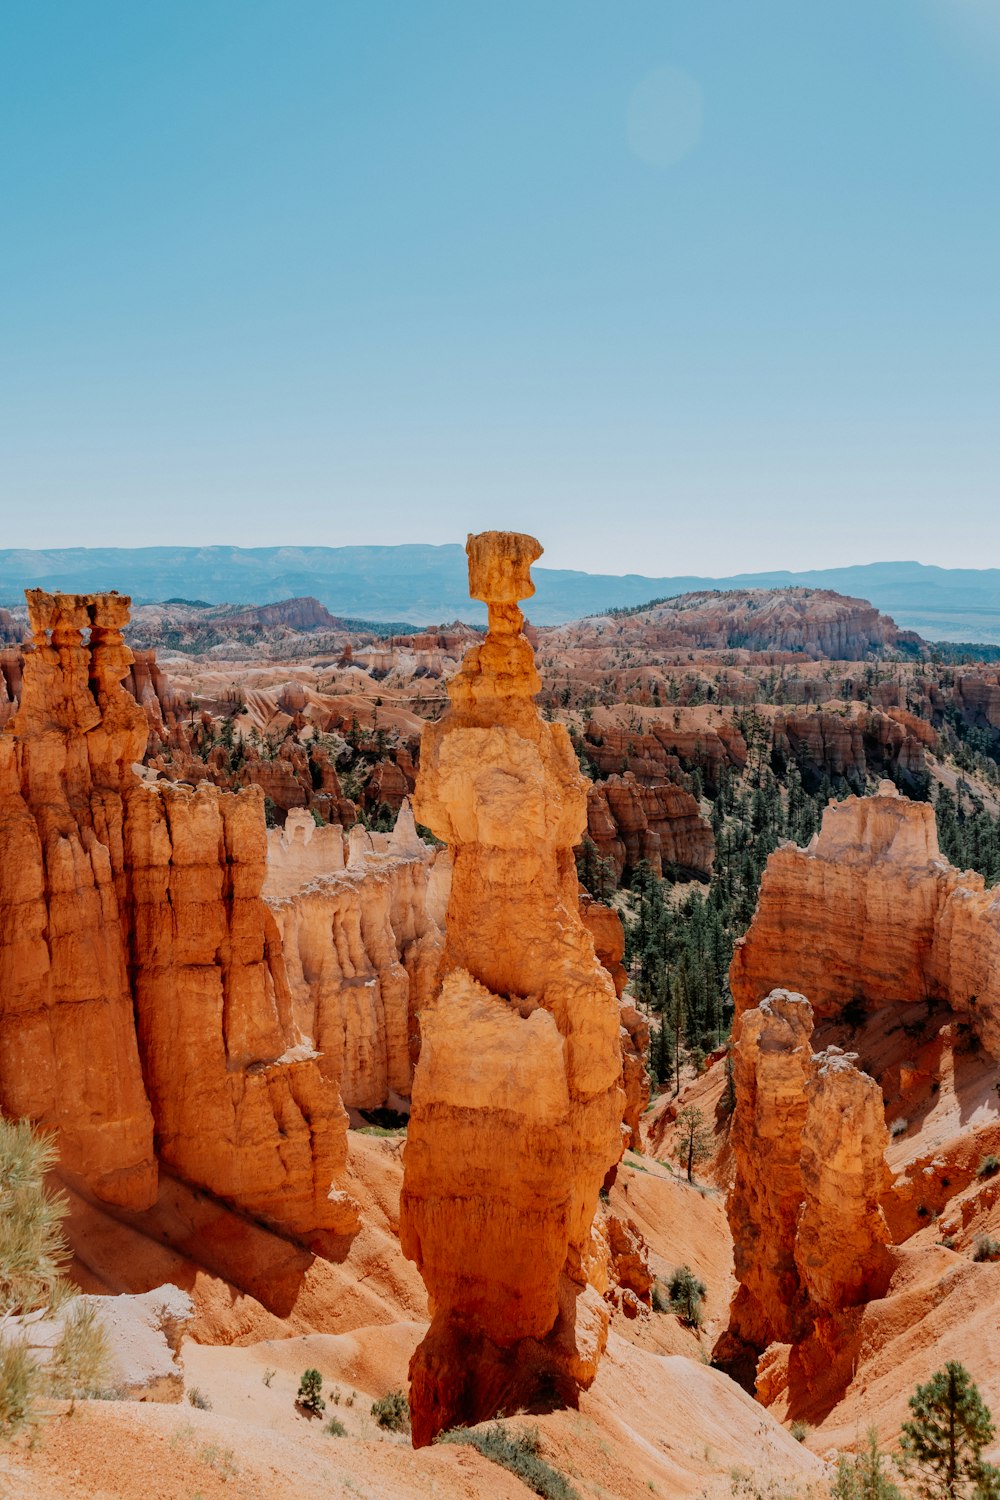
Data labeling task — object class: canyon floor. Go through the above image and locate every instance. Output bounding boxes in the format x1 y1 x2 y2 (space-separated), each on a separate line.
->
6 1136 825 1500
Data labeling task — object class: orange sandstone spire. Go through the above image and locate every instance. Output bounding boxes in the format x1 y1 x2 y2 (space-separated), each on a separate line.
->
400 531 624 1446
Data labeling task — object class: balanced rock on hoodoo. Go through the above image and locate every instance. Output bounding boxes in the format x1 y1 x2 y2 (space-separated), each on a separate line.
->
400 532 624 1447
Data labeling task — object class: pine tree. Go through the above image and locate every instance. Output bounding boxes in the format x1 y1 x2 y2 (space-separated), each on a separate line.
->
898 1361 1000 1499
673 1105 713 1184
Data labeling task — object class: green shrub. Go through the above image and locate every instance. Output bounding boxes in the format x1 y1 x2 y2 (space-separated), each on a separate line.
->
651 1278 671 1314
977 1154 1000 1179
890 1118 908 1139
0 1117 108 1435
667 1265 707 1328
49 1302 110 1399
972 1234 1000 1262
187 1386 212 1410
296 1368 326 1416
437 1422 579 1500
371 1387 409 1432
0 1119 70 1320
789 1419 809 1443
831 1425 904 1500
324 1415 346 1437
0 1341 37 1437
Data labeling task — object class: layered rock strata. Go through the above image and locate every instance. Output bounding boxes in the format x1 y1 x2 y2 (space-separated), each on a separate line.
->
0 591 357 1239
771 708 931 793
730 783 1000 1056
0 593 157 1208
550 588 912 661
400 532 624 1446
795 1046 892 1311
724 990 893 1358
265 802 448 1108
586 773 714 881
581 713 746 795
726 991 814 1350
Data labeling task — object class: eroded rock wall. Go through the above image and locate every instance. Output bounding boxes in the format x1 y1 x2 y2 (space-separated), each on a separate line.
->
0 591 357 1241
266 804 448 1109
723 991 894 1362
0 593 157 1209
771 708 931 792
586 773 714 882
400 531 624 1445
730 782 1000 1055
726 991 814 1350
795 1047 892 1311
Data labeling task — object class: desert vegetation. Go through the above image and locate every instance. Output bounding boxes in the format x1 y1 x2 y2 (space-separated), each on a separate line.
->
0 1118 109 1435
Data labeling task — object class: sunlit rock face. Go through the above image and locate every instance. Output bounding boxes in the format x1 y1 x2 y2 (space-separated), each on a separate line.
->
0 590 357 1240
264 801 449 1110
400 532 624 1447
730 782 1000 1056
0 591 157 1209
722 990 893 1362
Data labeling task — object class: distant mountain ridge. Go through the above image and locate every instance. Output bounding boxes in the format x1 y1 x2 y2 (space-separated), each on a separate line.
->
2 546 999 641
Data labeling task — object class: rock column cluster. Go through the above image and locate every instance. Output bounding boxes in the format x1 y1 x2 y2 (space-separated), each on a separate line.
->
723 993 892 1360
0 591 357 1239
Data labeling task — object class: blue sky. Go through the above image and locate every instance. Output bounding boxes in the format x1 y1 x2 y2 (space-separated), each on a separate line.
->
2 0 999 574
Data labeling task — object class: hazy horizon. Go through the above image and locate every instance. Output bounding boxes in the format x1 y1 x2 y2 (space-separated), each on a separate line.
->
4 541 1000 584
4 1 999 573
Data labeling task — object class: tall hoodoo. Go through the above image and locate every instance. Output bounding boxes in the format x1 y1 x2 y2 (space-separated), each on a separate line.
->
0 592 157 1208
722 990 894 1366
725 990 814 1351
400 531 624 1447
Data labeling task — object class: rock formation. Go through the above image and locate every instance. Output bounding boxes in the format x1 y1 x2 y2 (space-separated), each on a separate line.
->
549 588 914 662
581 712 746 795
265 802 448 1109
795 1046 892 1312
723 990 893 1361
771 707 931 793
725 991 815 1351
578 889 628 998
586 774 714 882
0 592 158 1209
730 782 1000 1056
576 892 649 1151
588 1211 654 1320
617 1000 650 1153
400 532 624 1446
0 590 357 1240
0 649 21 729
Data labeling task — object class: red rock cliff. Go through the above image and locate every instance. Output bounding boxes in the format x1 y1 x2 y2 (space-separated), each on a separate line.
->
0 591 357 1241
730 783 1000 1055
723 990 893 1362
400 532 624 1446
0 592 157 1209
